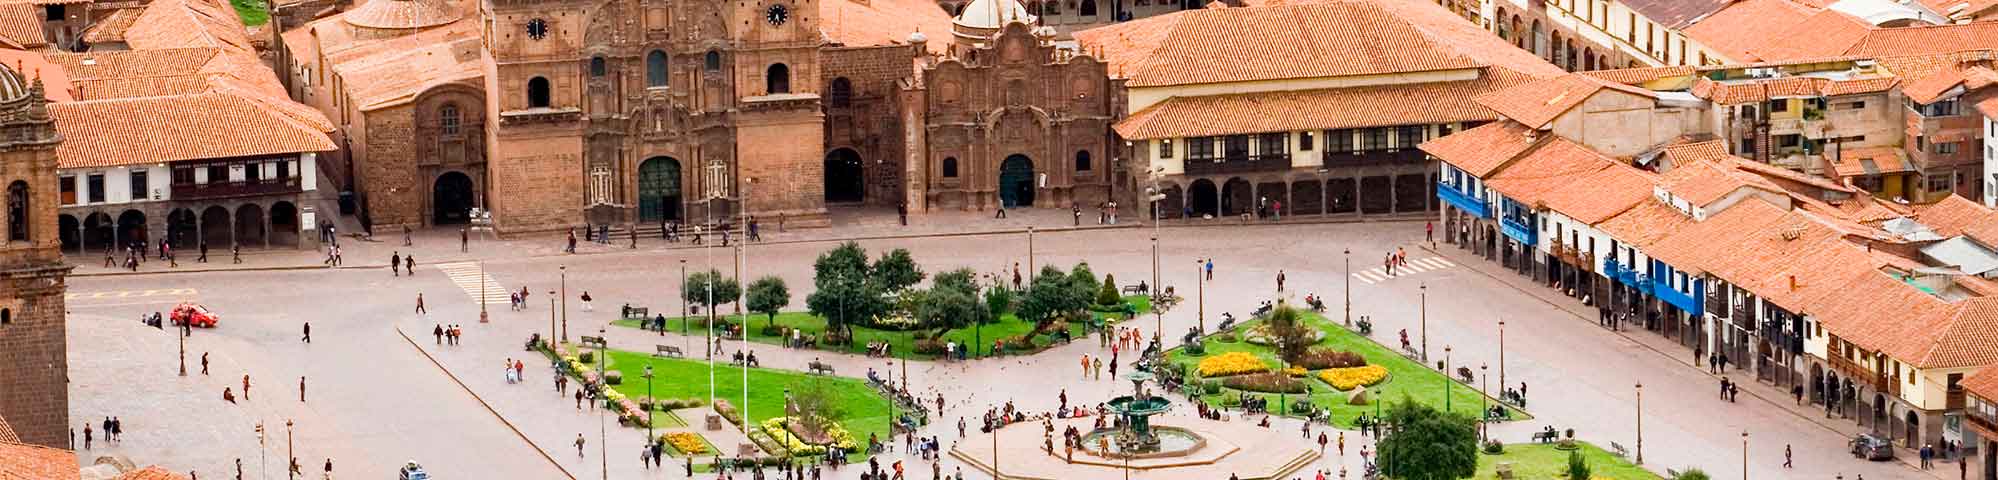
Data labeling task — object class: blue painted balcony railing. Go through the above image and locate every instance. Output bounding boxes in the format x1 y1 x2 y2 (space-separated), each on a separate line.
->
1655 278 1704 317
1436 181 1490 219
1603 259 1649 293
1500 216 1536 245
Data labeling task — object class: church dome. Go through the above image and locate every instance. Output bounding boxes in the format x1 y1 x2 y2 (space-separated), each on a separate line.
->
0 62 28 103
952 0 1035 30
344 0 463 30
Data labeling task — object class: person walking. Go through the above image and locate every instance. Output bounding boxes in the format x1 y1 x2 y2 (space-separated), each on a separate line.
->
581 291 594 312
404 224 413 246
301 322 311 343
433 324 444 344
575 389 585 410
1080 354 1090 379
83 423 92 450
1783 444 1792 468
460 227 470 252
1276 270 1286 292
198 240 209 263
404 255 415 275
575 433 587 458
416 293 427 314
299 376 306 403
201 352 209 375
1205 259 1214 280
242 375 252 400
231 244 241 264
1425 221 1434 244
391 252 401 276
566 229 578 253
1092 357 1103 380
898 203 909 226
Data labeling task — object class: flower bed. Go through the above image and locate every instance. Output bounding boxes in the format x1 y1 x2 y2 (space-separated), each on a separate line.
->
1221 372 1308 394
1294 348 1368 370
664 432 710 455
761 418 827 456
1317 365 1388 391
1196 352 1270 377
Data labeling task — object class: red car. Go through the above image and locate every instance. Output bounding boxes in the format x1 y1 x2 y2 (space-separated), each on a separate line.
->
170 303 219 328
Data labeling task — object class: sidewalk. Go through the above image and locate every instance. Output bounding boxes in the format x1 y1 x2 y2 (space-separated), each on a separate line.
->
1420 242 1953 478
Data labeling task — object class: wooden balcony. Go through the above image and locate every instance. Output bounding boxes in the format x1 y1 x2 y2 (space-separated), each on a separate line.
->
1320 149 1428 167
1948 391 1966 410
171 177 302 201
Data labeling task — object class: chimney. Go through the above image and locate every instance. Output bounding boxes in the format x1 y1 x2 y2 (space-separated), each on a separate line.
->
1788 274 1798 291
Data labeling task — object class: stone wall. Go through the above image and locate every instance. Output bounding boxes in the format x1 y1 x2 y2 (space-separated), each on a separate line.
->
489 130 585 233
820 44 921 206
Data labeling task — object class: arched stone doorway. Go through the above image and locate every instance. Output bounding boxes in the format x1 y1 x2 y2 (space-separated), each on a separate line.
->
1904 411 1919 445
84 212 114 252
433 172 476 225
271 202 299 247
1158 184 1183 219
235 204 266 247
824 149 865 203
1221 177 1252 216
167 208 197 248
999 154 1035 208
638 156 684 222
58 214 78 252
117 209 147 249
1187 179 1218 217
200 206 230 247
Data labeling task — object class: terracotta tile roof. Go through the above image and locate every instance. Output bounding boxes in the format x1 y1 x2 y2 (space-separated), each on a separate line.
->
1113 69 1534 140
820 0 954 54
1728 158 1858 194
48 47 293 101
1598 200 1695 249
1481 137 1657 224
1827 145 1913 178
330 22 484 110
1660 139 1732 166
49 48 217 81
1876 50 1998 104
1742 10 1874 62
1966 365 1998 401
1691 75 1898 105
1074 0 1560 87
0 441 78 480
1621 0 1732 29
82 7 144 44
50 90 337 169
1818 272 1998 369
342 0 462 29
1682 0 1818 63
1660 158 1781 206
125 0 256 53
1847 22 1998 58
1978 96 1998 119
1475 73 1657 128
1582 66 1696 86
0 48 75 102
1913 195 1998 247
0 4 44 48
1419 120 1537 177
115 466 191 480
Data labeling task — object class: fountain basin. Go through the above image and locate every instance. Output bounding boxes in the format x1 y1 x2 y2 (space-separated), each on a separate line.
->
1079 426 1206 460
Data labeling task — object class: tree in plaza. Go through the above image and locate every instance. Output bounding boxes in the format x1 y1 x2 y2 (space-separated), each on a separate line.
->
872 248 926 293
788 377 848 435
1376 396 1478 480
745 276 791 330
1565 449 1592 479
932 268 979 296
982 283 1015 325
1265 303 1314 362
915 286 980 330
1068 262 1100 307
807 242 891 340
1019 265 1087 326
681 270 742 321
1096 273 1122 307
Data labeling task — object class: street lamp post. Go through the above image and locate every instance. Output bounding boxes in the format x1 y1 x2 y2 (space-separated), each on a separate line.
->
1420 283 1429 362
548 292 557 346
1479 363 1489 441
679 260 688 336
598 328 609 480
1343 248 1352 327
479 261 489 323
178 322 187 377
256 422 267 480
1151 235 1160 335
560 265 569 342
1635 382 1644 465
1196 258 1205 332
1443 345 1452 413
1741 431 1749 480
644 364 656 440
1027 226 1036 286
284 419 294 480
1498 319 1507 395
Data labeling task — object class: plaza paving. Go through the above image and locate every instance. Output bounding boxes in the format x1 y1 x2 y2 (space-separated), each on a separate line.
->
62 213 1945 479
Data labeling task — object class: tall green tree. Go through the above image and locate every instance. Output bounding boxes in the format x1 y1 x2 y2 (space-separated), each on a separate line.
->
1377 397 1478 480
982 283 1014 325
681 270 741 317
1265 303 1314 362
807 242 890 340
872 248 926 293
1565 449 1592 480
1096 273 1122 306
916 287 979 329
745 276 790 330
1019 265 1087 325
932 268 979 296
1068 262 1100 307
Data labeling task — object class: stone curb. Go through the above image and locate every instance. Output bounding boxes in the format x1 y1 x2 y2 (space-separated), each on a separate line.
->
392 325 579 480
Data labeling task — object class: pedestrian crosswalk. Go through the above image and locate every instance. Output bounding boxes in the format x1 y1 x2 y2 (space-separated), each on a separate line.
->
65 288 198 301
1350 257 1456 284
436 262 510 305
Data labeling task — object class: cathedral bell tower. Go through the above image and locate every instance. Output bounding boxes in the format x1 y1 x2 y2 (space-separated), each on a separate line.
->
728 0 828 225
0 65 73 449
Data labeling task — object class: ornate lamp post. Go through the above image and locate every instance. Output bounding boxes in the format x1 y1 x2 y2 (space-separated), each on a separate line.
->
1479 363 1489 441
644 364 656 440
1419 283 1429 362
479 261 489 323
560 265 569 342
1741 430 1750 480
1443 345 1452 413
1498 319 1507 395
1343 248 1352 327
284 419 294 480
1635 382 1644 465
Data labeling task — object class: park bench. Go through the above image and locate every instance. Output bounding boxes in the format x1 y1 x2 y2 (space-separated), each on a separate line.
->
580 336 608 349
1531 430 1559 444
808 361 836 375
1120 285 1145 295
622 306 650 319
655 344 684 357
1610 442 1629 459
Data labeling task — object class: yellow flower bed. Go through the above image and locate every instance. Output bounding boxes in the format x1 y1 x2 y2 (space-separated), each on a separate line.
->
1318 365 1388 390
1283 366 1307 377
1197 352 1269 377
664 432 709 455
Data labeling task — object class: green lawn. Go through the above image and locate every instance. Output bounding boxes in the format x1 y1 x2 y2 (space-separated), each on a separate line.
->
611 295 1151 359
228 0 268 26
1474 443 1662 480
596 350 892 455
1164 311 1525 428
